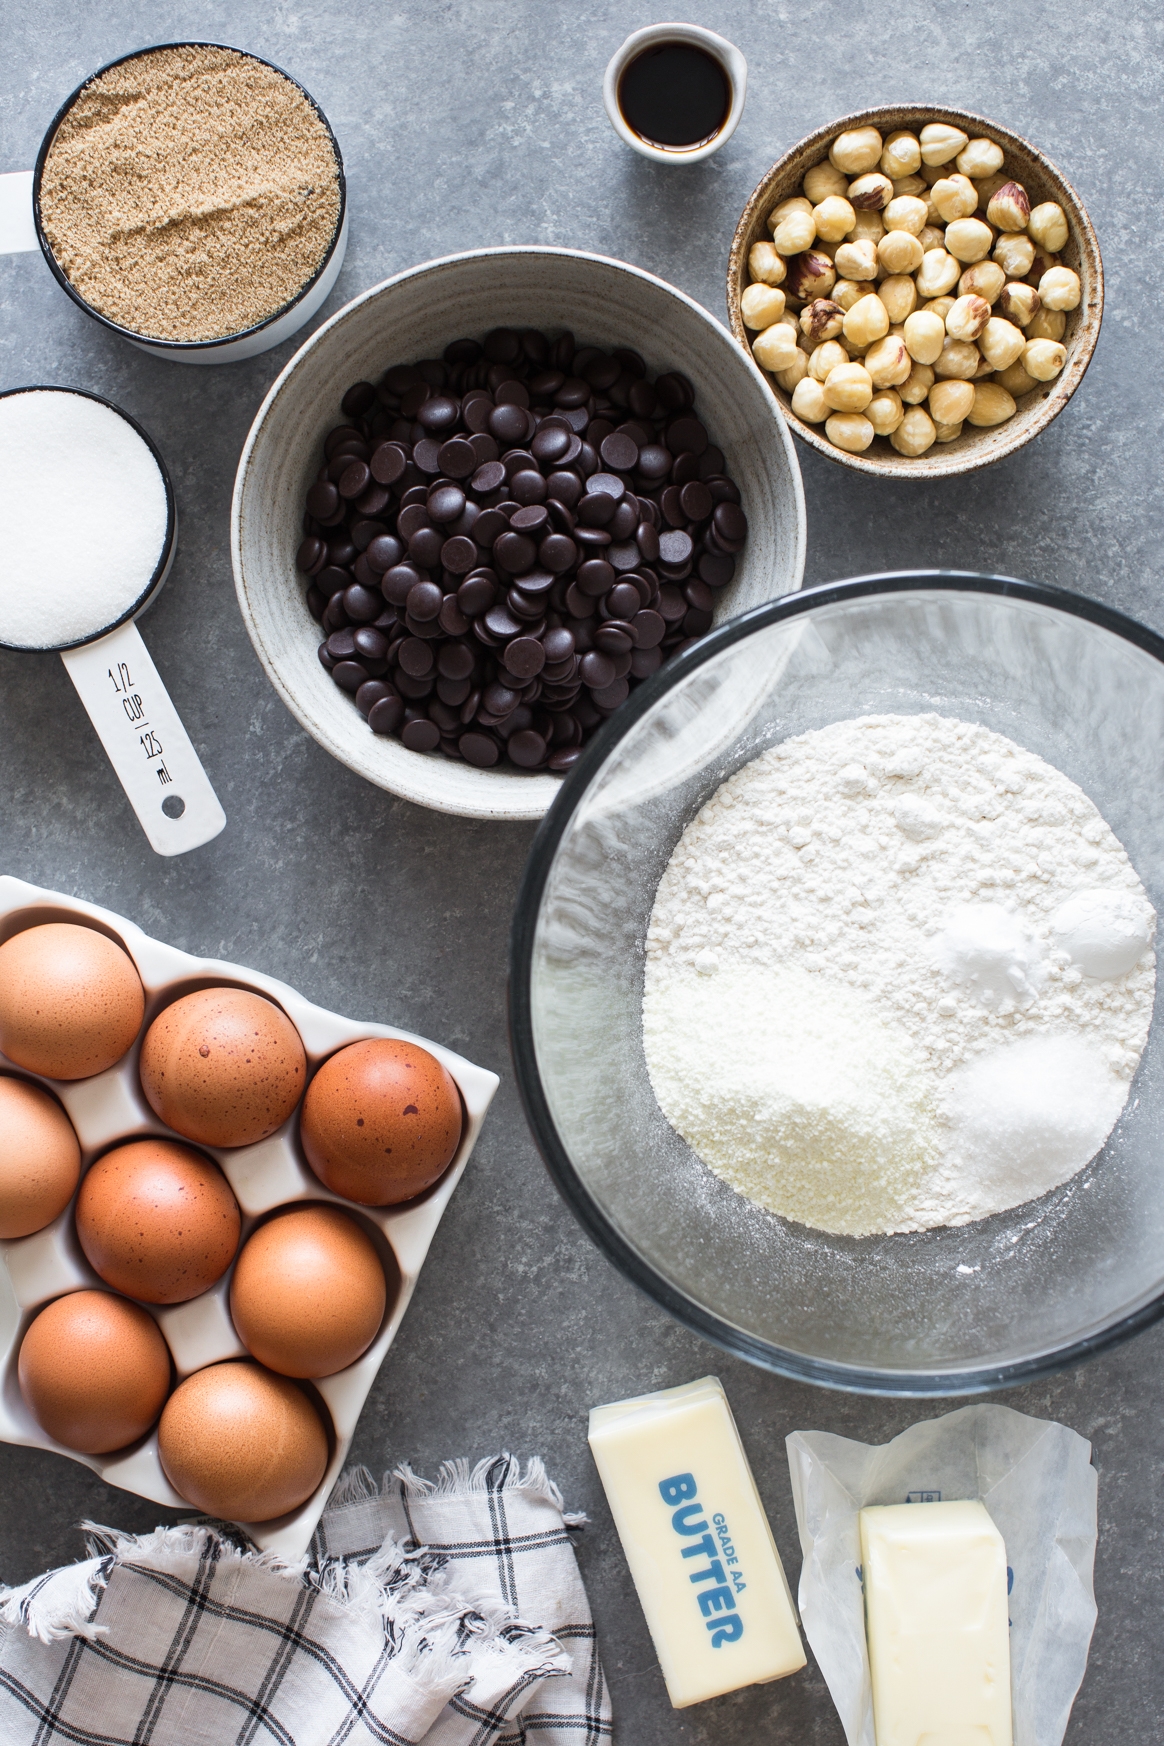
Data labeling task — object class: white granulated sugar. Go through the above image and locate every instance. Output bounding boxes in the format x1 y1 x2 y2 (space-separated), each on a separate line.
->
642 714 1157 1236
0 390 169 649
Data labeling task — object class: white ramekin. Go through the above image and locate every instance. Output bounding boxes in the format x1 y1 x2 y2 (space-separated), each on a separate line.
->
602 23 747 165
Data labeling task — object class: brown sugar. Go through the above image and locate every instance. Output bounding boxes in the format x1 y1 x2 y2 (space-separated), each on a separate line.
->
38 45 342 343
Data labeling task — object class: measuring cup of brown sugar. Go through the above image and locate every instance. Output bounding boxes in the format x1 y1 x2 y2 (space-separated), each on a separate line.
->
603 23 747 164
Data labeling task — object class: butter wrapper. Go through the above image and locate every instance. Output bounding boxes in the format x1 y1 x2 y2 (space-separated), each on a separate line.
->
786 1403 1097 1746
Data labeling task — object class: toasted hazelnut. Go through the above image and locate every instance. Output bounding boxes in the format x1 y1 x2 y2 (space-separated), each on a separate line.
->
944 218 994 263
850 209 886 242
900 362 936 404
973 171 1010 212
892 174 928 199
902 309 945 366
973 355 995 380
847 172 894 211
813 196 857 241
775 350 811 392
740 283 788 330
977 316 1026 370
915 249 961 299
834 239 880 282
877 231 924 276
823 361 874 411
1023 337 1067 381
994 358 1038 397
883 195 928 235
1026 306 1066 342
998 281 1040 326
842 293 890 348
933 421 963 443
944 294 991 342
785 250 837 302
803 160 849 204
987 181 1031 231
918 224 947 253
809 339 851 382
800 298 846 343
958 261 1006 304
967 382 1018 426
956 137 1004 179
877 273 918 324
864 334 912 389
752 323 800 372
923 296 956 320
890 405 937 454
828 279 864 313
929 378 975 424
919 160 946 185
811 237 838 260
770 196 814 226
931 173 979 222
919 122 969 166
791 376 830 422
748 242 787 286
993 232 1035 279
825 412 875 453
932 335 980 380
1025 247 1060 288
866 389 905 435
880 130 922 179
829 127 883 175
1028 201 1069 253
1039 265 1081 311
773 210 817 256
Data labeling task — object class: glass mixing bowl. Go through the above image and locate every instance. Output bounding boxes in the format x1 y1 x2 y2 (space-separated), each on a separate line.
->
510 574 1164 1395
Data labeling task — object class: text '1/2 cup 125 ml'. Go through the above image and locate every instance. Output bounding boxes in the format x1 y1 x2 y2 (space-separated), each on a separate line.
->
603 25 747 166
0 388 225 856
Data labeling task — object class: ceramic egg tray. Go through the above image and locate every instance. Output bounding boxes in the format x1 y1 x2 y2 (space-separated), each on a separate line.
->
0 875 498 1557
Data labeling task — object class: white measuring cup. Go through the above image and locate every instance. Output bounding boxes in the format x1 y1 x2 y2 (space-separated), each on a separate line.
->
0 387 225 855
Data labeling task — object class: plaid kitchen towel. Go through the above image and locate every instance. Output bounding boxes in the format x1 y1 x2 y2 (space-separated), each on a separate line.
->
0 1454 612 1746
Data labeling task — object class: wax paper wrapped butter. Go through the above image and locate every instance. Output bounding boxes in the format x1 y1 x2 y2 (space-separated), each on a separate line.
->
787 1404 1098 1746
588 1375 805 1708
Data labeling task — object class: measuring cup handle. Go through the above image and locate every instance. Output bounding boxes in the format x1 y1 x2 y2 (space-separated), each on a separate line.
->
61 621 226 856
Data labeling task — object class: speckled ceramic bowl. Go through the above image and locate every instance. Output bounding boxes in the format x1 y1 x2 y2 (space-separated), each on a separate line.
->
233 247 806 822
728 105 1103 479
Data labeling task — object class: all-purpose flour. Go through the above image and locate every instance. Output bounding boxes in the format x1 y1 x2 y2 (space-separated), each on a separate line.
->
642 714 1156 1236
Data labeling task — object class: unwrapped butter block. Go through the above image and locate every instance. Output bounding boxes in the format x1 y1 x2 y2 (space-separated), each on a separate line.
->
860 1498 1013 1746
588 1375 805 1708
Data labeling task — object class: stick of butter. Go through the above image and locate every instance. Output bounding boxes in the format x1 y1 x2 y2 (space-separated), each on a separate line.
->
859 1499 1013 1746
588 1375 806 1708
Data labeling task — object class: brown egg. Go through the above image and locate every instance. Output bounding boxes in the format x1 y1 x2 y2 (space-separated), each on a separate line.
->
0 1076 82 1238
158 1360 328 1521
76 1138 240 1304
300 1038 463 1206
230 1204 390 1378
0 922 144 1079
18 1289 171 1453
139 986 307 1148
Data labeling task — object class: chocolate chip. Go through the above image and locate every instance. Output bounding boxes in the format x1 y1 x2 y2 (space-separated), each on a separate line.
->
303 330 747 767
402 717 441 752
460 731 499 766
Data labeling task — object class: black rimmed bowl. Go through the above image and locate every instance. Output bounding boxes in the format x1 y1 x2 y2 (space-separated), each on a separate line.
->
510 573 1164 1395
33 43 347 365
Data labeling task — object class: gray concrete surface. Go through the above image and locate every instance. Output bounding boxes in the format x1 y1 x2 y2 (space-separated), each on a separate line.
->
2 3 1162 1739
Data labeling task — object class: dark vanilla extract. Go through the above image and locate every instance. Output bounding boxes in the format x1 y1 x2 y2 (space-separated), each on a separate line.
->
618 42 730 151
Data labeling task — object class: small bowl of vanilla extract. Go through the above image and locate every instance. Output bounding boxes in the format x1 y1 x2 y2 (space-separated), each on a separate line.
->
603 24 747 164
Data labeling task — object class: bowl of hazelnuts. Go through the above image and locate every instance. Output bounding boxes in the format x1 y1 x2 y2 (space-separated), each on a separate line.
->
727 104 1102 477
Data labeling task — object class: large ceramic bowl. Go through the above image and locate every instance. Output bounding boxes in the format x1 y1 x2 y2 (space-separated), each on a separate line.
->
233 247 806 821
511 574 1164 1395
727 105 1102 479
